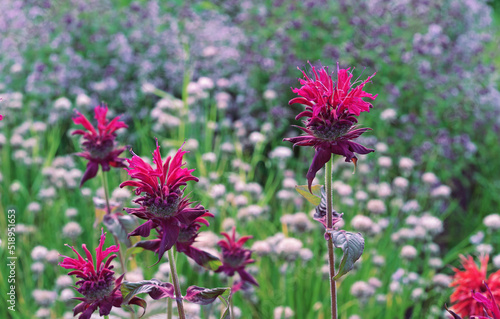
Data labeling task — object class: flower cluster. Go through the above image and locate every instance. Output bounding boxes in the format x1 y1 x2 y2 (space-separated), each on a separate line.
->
59 230 143 319
120 139 208 263
216 227 258 292
284 63 377 190
450 255 500 317
72 105 128 186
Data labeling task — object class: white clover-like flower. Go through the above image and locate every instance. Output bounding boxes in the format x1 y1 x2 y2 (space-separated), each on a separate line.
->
431 185 452 198
76 93 91 107
393 176 409 191
378 156 392 168
251 240 272 256
422 172 438 185
399 157 415 171
249 131 265 144
420 214 443 235
263 89 278 100
380 108 397 121
477 243 493 255
54 97 71 110
350 281 375 298
32 289 57 307
411 287 425 300
355 190 368 201
432 274 452 288
273 306 294 319
31 246 48 261
276 238 303 261
484 214 500 230
367 199 387 214
197 77 214 90
401 245 418 260
62 221 82 239
351 215 373 232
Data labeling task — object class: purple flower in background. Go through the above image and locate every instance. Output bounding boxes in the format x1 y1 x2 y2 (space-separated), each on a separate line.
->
284 62 377 191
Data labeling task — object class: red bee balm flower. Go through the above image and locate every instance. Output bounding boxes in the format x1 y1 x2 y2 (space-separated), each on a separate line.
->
59 230 143 319
450 255 500 317
120 139 207 263
283 62 377 190
73 105 128 186
216 227 258 291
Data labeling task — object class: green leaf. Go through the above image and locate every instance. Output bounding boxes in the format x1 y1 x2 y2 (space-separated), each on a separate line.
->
121 279 175 305
329 230 365 280
184 286 229 305
295 184 323 205
125 246 144 261
103 213 138 248
217 289 231 319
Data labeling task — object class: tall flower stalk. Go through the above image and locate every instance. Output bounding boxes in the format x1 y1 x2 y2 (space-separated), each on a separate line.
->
284 62 377 319
325 157 337 318
73 105 129 274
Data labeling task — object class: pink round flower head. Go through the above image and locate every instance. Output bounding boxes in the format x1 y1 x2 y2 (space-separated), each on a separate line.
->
283 62 377 191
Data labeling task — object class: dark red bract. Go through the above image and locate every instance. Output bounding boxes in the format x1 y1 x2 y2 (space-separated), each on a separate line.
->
134 211 220 269
284 63 377 191
72 105 128 186
59 230 143 319
120 139 208 263
216 227 258 292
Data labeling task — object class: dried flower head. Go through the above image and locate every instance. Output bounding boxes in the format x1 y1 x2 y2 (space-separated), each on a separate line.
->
72 105 128 186
283 62 377 190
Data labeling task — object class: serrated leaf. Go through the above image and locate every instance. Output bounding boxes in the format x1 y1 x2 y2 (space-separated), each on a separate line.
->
184 286 229 305
329 230 365 280
121 279 175 305
295 184 322 205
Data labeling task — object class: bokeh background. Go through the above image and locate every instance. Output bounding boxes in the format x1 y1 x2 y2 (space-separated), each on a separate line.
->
1 0 500 318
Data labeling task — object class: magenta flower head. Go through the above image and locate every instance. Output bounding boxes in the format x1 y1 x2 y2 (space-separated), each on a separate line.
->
72 105 128 186
283 62 378 191
216 227 258 292
120 139 207 263
59 230 143 319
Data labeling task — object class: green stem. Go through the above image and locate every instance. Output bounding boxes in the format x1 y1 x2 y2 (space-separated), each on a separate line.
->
168 249 186 319
325 156 337 319
101 171 127 275
229 277 235 319
167 275 173 319
101 171 111 215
